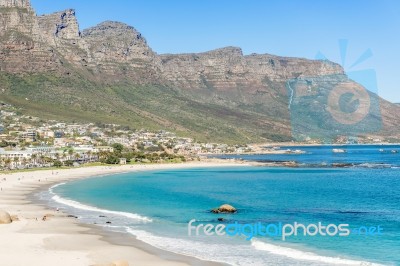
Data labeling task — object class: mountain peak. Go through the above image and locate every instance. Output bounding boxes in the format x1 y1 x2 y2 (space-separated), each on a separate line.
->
81 21 139 37
0 0 31 8
210 46 243 55
81 20 148 48
97 21 135 29
37 8 80 42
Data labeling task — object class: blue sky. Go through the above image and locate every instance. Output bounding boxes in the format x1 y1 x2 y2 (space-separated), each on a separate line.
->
31 0 400 102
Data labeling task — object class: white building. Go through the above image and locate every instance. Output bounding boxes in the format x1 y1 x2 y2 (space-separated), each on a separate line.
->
26 146 56 155
0 148 33 159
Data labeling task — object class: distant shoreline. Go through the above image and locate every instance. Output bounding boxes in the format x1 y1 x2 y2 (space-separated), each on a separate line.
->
200 143 400 156
260 142 400 147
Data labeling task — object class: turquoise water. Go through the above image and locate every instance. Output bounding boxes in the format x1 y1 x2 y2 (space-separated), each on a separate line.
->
47 164 400 266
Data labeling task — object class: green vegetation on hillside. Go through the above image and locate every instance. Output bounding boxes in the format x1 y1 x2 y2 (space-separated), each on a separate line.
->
0 72 289 143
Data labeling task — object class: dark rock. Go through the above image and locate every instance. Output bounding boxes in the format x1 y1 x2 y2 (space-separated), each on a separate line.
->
332 163 353 168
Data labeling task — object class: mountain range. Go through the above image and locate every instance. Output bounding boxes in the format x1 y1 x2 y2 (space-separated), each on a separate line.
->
1 0 400 143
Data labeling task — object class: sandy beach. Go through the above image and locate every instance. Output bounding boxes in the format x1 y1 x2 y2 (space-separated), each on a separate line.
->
0 161 243 266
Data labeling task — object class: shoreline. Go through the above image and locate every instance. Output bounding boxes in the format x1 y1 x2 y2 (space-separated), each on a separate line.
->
0 161 245 266
257 142 400 148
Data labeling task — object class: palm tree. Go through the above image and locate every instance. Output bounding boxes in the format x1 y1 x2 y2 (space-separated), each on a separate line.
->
92 152 99 162
26 157 32 168
4 158 11 170
98 151 108 161
31 154 37 166
74 153 80 162
0 158 5 170
40 155 45 165
86 151 92 163
22 157 27 169
44 157 53 166
68 149 74 160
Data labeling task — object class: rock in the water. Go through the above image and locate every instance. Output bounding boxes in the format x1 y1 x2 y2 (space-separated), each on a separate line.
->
212 204 237 214
0 210 12 224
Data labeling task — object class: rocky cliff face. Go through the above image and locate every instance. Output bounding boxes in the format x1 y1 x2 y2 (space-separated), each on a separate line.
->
160 47 343 109
161 46 343 90
0 0 31 9
0 1 61 73
0 2 344 86
81 21 161 80
37 9 89 68
38 9 81 44
36 12 162 80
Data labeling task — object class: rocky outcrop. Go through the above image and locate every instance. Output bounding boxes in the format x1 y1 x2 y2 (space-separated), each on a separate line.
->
37 9 89 67
82 21 155 62
0 3 61 73
0 0 31 9
81 21 161 80
211 204 237 214
0 210 12 224
160 47 344 110
0 2 37 38
38 9 81 45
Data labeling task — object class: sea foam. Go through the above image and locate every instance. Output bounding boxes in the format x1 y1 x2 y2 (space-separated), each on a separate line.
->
252 240 385 266
49 183 152 223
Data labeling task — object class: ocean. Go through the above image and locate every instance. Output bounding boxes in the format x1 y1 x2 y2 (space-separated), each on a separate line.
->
40 145 400 266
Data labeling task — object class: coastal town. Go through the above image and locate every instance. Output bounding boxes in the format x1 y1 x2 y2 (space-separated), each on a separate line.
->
1 101 395 171
0 103 252 170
